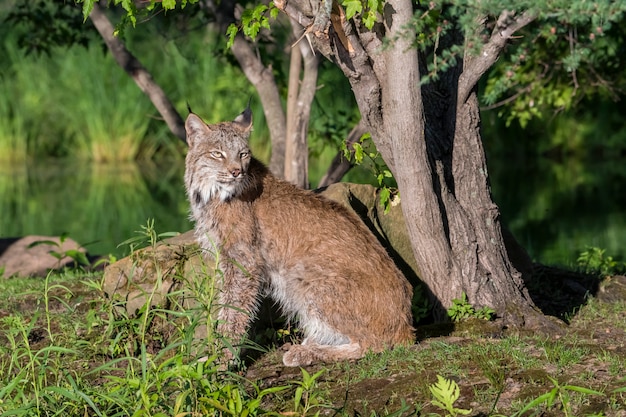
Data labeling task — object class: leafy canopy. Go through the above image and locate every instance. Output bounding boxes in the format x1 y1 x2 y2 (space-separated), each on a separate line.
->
73 0 626 128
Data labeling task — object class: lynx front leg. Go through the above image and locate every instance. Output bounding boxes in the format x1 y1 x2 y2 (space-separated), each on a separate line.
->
215 260 262 364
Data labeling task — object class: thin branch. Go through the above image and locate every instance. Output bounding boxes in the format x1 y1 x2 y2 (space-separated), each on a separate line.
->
318 119 368 188
230 34 287 176
459 9 537 104
89 2 186 142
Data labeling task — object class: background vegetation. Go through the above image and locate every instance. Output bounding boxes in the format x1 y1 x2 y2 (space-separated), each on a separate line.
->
1 3 625 263
0 2 625 415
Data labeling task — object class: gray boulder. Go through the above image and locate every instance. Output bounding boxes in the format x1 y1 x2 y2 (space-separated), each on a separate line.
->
0 235 86 278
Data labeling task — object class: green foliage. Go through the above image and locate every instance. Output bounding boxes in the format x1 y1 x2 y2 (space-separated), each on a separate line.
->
118 218 180 253
447 292 496 322
5 0 96 55
291 368 330 416
342 133 397 213
0 228 316 416
226 3 279 47
0 24 257 163
428 375 472 417
0 265 624 415
577 246 626 276
340 0 383 30
513 376 605 417
386 0 626 125
481 1 626 126
79 0 198 30
28 233 90 269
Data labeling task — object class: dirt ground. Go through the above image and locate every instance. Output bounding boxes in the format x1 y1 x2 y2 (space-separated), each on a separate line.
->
245 271 626 416
0 266 624 416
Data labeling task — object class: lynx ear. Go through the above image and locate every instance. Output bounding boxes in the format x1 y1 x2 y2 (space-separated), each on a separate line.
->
233 106 253 133
185 113 210 147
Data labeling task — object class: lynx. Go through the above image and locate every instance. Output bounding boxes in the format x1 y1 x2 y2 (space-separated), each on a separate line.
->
184 108 414 367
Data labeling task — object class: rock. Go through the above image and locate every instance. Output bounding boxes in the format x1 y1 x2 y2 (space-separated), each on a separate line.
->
0 235 87 278
597 275 626 303
102 230 206 316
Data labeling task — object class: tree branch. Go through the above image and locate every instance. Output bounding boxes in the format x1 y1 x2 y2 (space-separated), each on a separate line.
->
284 22 320 187
317 119 367 188
458 10 537 104
230 34 287 176
89 2 186 142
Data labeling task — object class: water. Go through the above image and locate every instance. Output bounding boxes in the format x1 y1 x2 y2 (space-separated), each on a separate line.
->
490 152 626 267
1 153 625 266
0 160 192 258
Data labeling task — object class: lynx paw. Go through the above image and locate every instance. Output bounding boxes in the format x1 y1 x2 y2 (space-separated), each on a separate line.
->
282 345 317 367
282 342 364 366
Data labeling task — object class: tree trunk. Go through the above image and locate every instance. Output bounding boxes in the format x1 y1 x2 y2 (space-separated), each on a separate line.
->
284 23 320 188
276 0 552 328
446 91 540 325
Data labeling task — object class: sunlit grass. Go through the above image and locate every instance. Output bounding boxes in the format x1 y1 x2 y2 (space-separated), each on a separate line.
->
0 29 266 163
55 46 153 162
0 40 62 163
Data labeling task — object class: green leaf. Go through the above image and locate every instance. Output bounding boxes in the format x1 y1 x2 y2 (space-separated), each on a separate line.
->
379 187 391 214
162 0 177 9
363 9 377 29
342 0 363 20
353 142 364 163
65 249 90 266
270 3 280 19
562 385 605 396
226 24 239 49
294 386 304 411
82 0 97 21
429 375 472 416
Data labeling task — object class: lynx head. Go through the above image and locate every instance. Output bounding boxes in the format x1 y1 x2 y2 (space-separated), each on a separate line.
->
184 108 254 203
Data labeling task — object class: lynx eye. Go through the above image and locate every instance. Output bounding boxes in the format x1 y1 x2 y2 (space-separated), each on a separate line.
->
210 150 224 159
240 151 250 159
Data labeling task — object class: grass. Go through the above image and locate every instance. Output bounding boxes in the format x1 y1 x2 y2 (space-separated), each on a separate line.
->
0 235 625 416
0 25 260 164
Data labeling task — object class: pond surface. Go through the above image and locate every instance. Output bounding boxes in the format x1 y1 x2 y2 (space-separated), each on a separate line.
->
0 161 192 259
490 151 626 267
1 152 625 266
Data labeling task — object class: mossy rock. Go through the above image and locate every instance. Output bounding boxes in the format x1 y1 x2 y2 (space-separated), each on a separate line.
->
102 230 207 315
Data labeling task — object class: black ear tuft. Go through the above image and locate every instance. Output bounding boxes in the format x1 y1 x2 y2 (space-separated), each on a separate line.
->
186 102 193 114
233 101 253 132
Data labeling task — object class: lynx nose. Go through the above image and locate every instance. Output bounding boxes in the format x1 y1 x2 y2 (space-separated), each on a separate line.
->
231 168 242 178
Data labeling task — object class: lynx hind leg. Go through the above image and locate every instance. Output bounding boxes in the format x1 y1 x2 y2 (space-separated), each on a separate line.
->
282 342 364 367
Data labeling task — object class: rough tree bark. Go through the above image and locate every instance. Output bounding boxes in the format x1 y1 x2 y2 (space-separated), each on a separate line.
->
275 0 550 327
